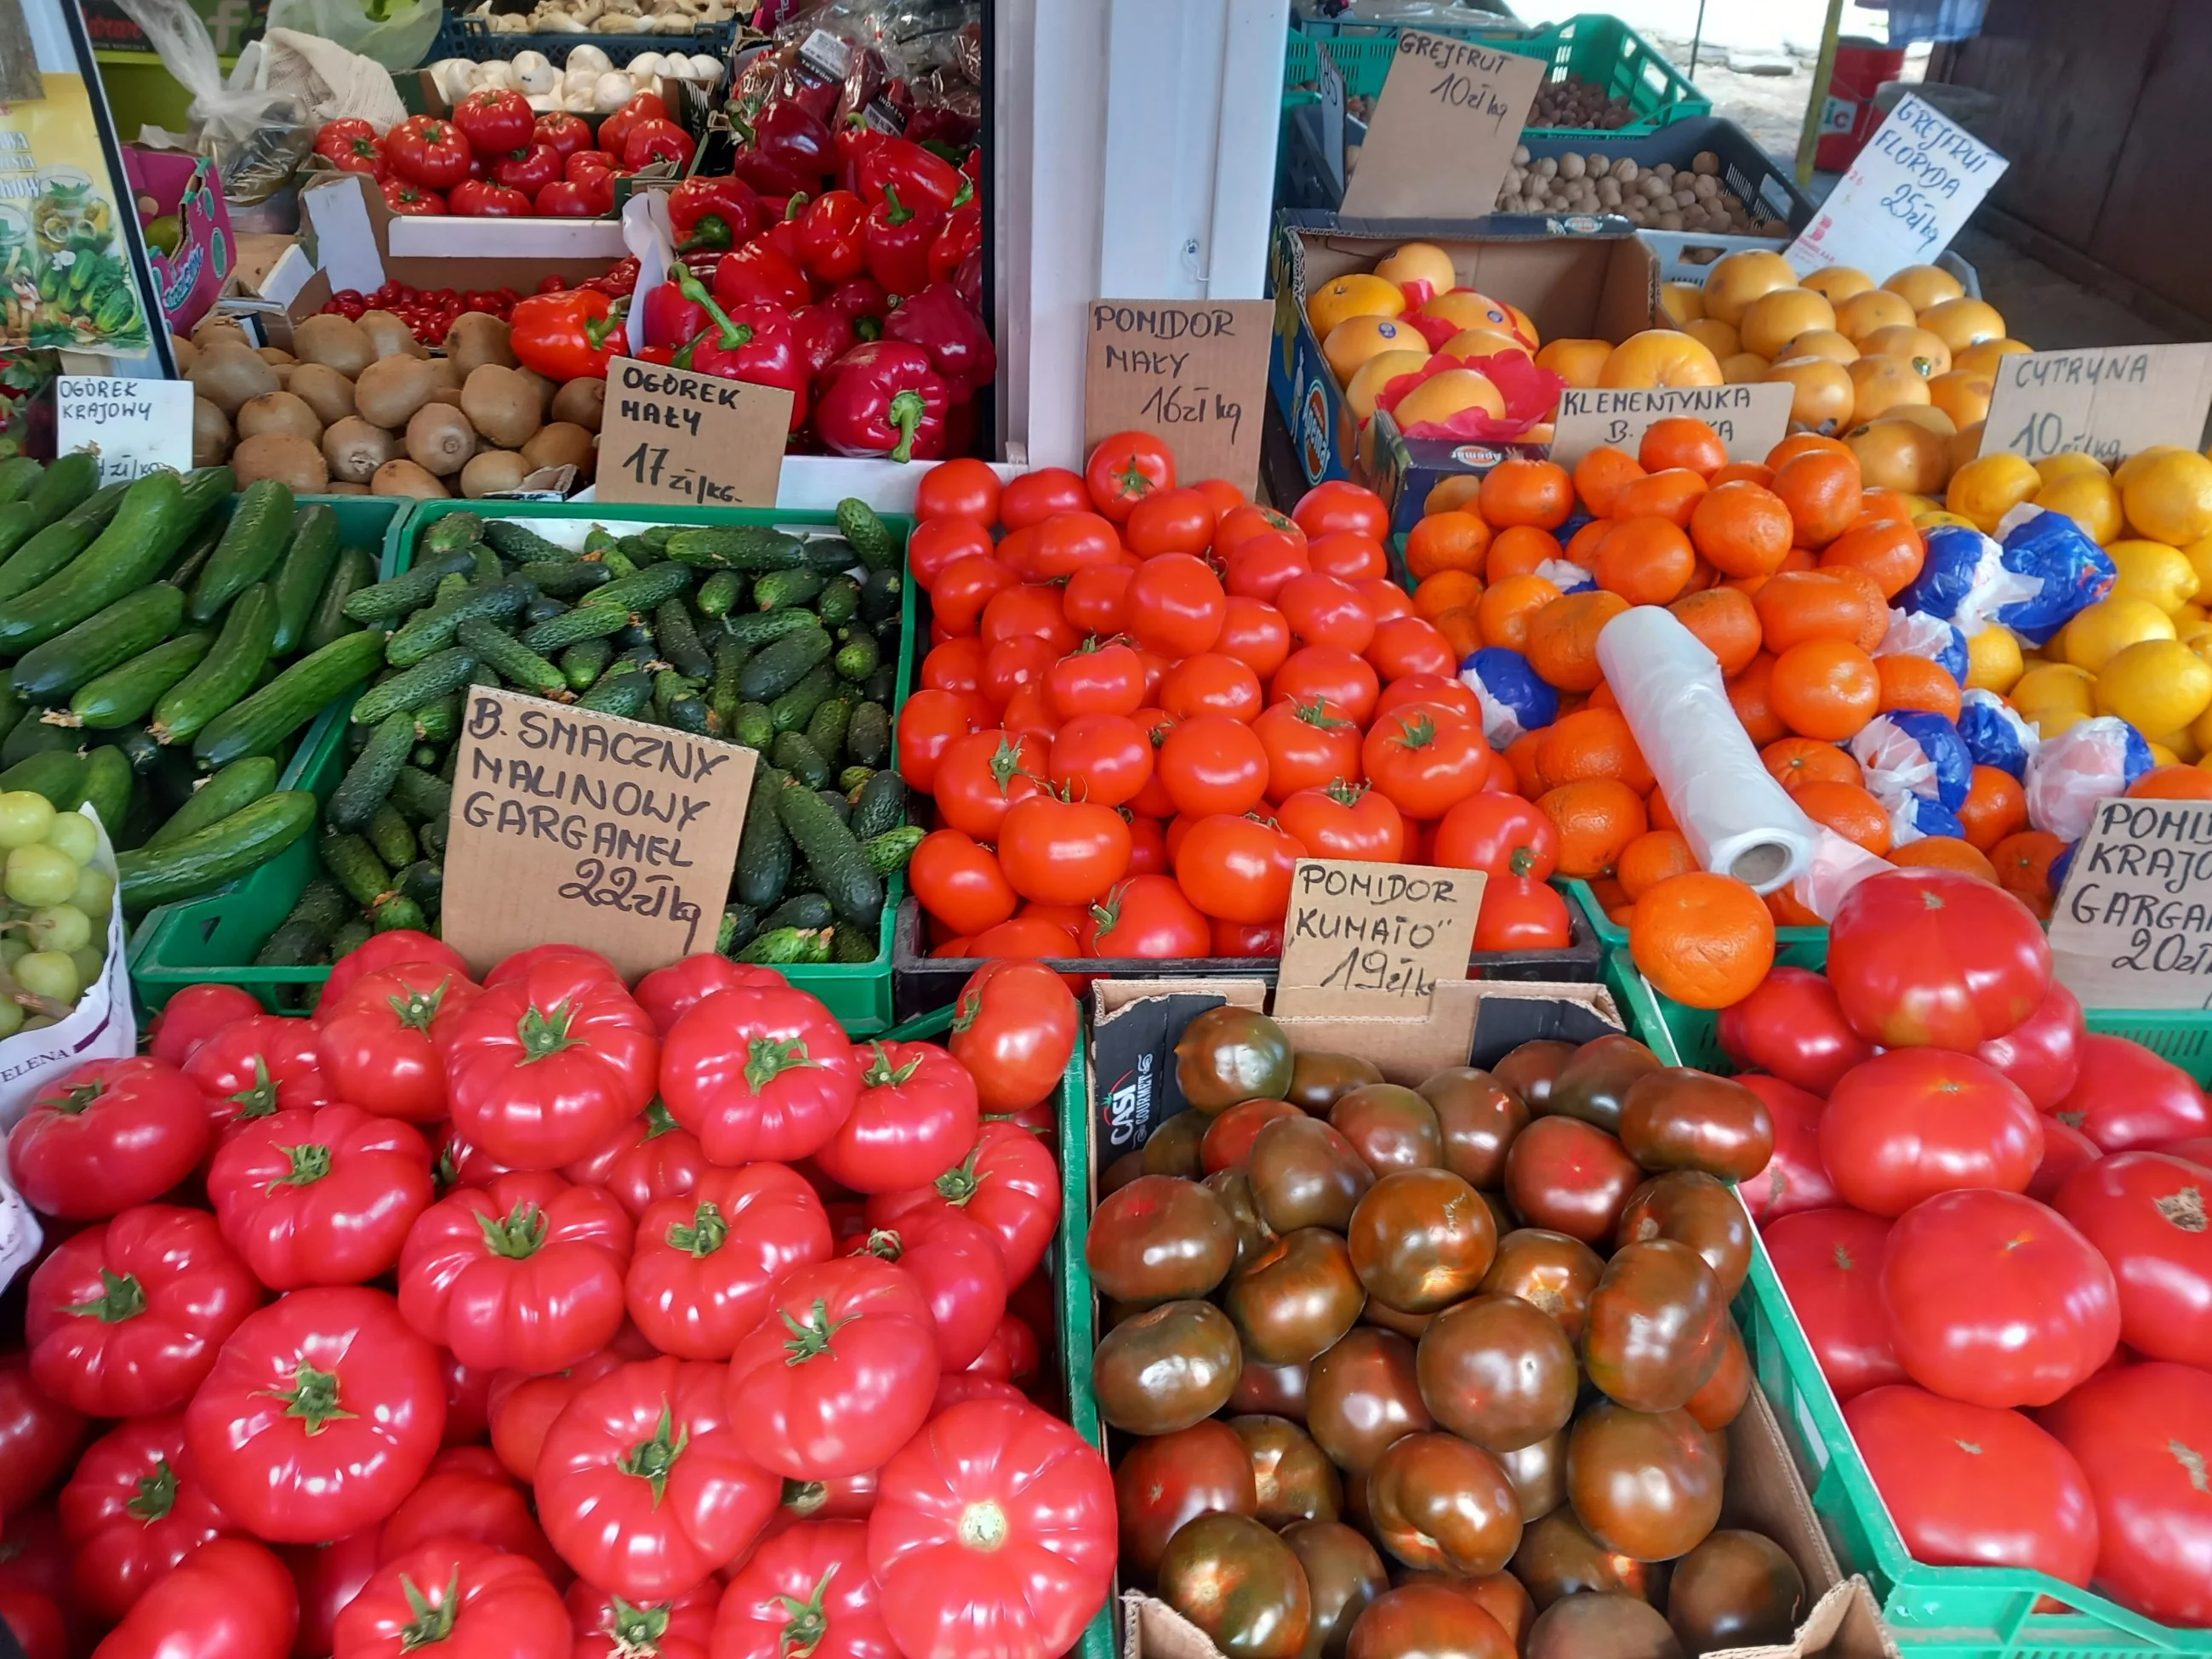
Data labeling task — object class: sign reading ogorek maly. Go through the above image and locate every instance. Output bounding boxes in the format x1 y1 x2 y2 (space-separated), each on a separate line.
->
2047 796 2212 1010
441 687 757 980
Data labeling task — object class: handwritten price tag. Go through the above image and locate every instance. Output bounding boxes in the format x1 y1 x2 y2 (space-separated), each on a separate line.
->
2049 797 2212 1009
1274 859 1486 1019
1978 344 2212 470
1550 384 1794 469
1083 299 1272 492
1339 30 1543 220
1787 92 2006 279
597 357 792 509
55 377 192 484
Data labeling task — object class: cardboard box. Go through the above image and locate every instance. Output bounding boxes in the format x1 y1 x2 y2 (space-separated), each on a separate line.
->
1267 209 1662 533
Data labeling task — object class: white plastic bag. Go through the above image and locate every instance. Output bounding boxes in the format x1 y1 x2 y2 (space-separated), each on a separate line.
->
254 29 412 134
2025 717 2154 842
264 0 442 73
112 0 300 156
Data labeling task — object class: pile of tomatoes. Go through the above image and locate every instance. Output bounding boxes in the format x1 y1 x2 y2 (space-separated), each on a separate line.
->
1089 1003 1811 1656
1721 865 2212 1628
317 283 522 349
0 937 1105 1659
895 435 1582 964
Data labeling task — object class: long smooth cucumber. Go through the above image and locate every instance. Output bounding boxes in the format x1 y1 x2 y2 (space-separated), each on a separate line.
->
144 756 278 849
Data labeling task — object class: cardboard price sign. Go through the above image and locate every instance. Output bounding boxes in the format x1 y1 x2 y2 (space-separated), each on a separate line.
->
1550 384 1794 469
1339 31 1545 221
1979 344 2212 470
1274 859 1486 1019
1083 299 1273 491
1787 91 2006 278
55 377 193 484
440 687 757 980
597 357 793 508
2047 796 2212 1010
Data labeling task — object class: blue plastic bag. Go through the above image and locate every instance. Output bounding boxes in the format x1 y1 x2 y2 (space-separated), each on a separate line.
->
1850 710 1973 812
1957 688 2040 779
1460 647 1557 749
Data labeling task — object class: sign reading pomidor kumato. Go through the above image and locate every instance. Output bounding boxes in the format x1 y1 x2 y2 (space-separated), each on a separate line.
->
2047 795 2212 1009
1274 858 1487 1019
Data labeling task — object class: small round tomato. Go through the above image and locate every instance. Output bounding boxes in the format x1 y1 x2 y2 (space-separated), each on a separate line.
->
1363 703 1491 819
1046 641 1145 719
981 636 1058 711
1717 966 1875 1097
1276 573 1377 653
1217 505 1304 562
932 730 1048 841
922 637 986 696
996 795 1132 908
1081 875 1212 959
1431 791 1560 880
1160 653 1263 723
1086 433 1177 522
1126 555 1226 658
931 556 1016 636
1217 596 1292 681
1293 480 1388 541
894 689 985 794
1474 875 1572 950
1255 697 1362 801
1820 1050 2042 1217
1063 566 1134 635
980 585 1077 653
1126 816 1170 877
915 457 1002 524
1359 578 1417 623
1049 714 1154 808
1001 468 1090 529
1274 646 1379 725
1126 487 1217 556
1223 532 1309 601
1277 782 1406 864
1307 530 1388 581
1031 512 1123 580
909 517 995 591
1764 1207 1904 1400
910 830 1020 938
1368 616 1457 680
966 917 1079 961
1174 814 1307 924
1158 715 1270 818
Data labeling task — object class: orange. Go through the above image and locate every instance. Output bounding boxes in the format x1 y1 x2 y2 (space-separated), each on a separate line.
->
1770 638 1880 740
1414 570 1484 619
1769 885 1827 928
1827 567 1893 651
1586 681 1618 711
2127 764 2212 801
1755 570 1878 651
1781 328 1861 366
1884 263 1966 311
1574 448 1647 517
1600 331 1725 389
1710 461 1776 489
1479 459 1575 531
1477 573 1562 652
1728 652 1786 744
1874 653 1964 721
1845 419 1951 496
1629 872 1776 1009
1958 765 2028 851
1649 788 1680 833
1405 510 1491 580
1372 242 1459 302
1639 418 1729 480
1859 325 1953 379
1423 474 1485 516
1440 328 1536 364
1927 370 1994 430
1504 730 1548 797
1593 516 1696 607
1767 433 1854 470
1536 338 1612 388
1684 318 1742 362
1791 779 1894 854
1308 274 1405 339
1539 707 1656 794
1670 587 1764 676
1765 357 1855 434
1803 265 1875 305
1617 830 1697 900
1846 356 1933 425
1834 288 1917 345
1525 591 1631 692
1723 353 1771 385
1771 448 1864 547
1488 525 1563 581
1688 481 1795 579
1539 778 1649 878
1741 288 1839 360
1991 830 2066 912
1323 316 1427 386
1565 519 1611 570
1761 737 1861 793
1702 251 1801 328
1917 296 2008 353
1821 518 1925 598
1612 468 1710 529
1890 837 1998 881
1344 350 1435 424
1434 607 1483 661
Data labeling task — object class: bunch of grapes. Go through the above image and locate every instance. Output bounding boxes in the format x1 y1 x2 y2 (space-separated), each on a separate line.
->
0 792 112 1024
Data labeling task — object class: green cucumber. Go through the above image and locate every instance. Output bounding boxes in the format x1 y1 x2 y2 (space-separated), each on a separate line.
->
364 803 418 871
305 547 377 654
164 513 229 596
351 647 479 727
834 632 881 683
862 824 924 875
835 499 900 572
653 599 713 679
733 766 791 909
738 627 833 703
117 790 316 910
770 664 838 736
340 551 476 624
771 731 831 790
663 525 807 571
736 926 830 965
774 772 882 929
516 560 611 598
522 605 630 655
0 750 88 810
420 512 487 559
0 504 35 566
0 471 187 653
176 467 237 537
254 917 331 969
319 830 391 908
0 717 78 767
67 631 214 728
0 687 24 749
858 568 903 625
457 619 567 699
751 568 825 612
719 904 758 955
387 581 530 669
80 744 131 834
723 609 822 649
803 696 850 767
483 520 573 563
329 708 419 831
575 670 654 718
579 563 693 616
389 766 452 824
560 638 613 691
185 479 294 623
267 509 342 654
392 858 442 908
696 570 744 619
801 536 861 574
192 630 387 769
21 453 99 533
847 702 891 770
0 519 100 606
152 584 277 745
761 893 833 932
11 584 186 704
732 702 773 751
849 768 907 840
145 756 277 849
0 459 42 505
818 573 862 628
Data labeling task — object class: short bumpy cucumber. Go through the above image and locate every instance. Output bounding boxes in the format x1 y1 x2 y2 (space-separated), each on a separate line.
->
420 512 487 558
752 568 825 613
722 609 820 649
830 920 880 962
733 766 792 909
770 664 839 736
818 573 862 628
389 766 452 824
863 824 925 875
835 499 900 572
522 605 630 656
849 768 907 840
738 627 832 703
858 568 903 625
483 520 573 563
731 702 773 751
153 584 276 745
846 702 891 770
318 830 392 908
0 470 187 653
351 647 479 727
581 563 692 616
12 583 186 704
457 619 567 699
696 571 744 619
304 547 376 653
0 750 88 810
516 560 611 597
576 670 655 718
67 631 214 729
185 479 294 623
118 790 316 909
329 708 419 831
364 803 417 870
267 509 342 654
653 599 713 679
663 526 807 571
761 892 834 932
254 918 331 969
738 926 831 965
803 696 850 767
834 632 881 684
387 581 529 669
801 536 862 574
192 630 388 770
80 744 131 834
772 731 831 790
775 773 882 929
146 757 276 849
342 551 476 624
560 638 613 691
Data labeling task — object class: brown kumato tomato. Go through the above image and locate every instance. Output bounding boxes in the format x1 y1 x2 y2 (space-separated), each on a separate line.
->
1156 1512 1312 1659
1419 1069 1531 1188
1479 1228 1606 1344
1233 1414 1343 1528
1092 1298 1241 1434
1222 1228 1367 1365
1329 1085 1445 1173
1115 1419 1256 1576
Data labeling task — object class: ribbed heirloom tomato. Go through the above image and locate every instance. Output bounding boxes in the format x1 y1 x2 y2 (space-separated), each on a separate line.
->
334 1537 568 1658
185 1015 334 1143
868 1120 1063 1284
624 1165 831 1360
562 1102 710 1221
208 1104 434 1289
318 964 482 1122
659 983 862 1165
812 1040 981 1194
97 1537 296 1659
1825 869 2051 1049
442 961 658 1170
713 1519 894 1659
60 1413 236 1620
9 1056 208 1218
376 1445 563 1581
851 1207 1009 1371
570 1580 716 1659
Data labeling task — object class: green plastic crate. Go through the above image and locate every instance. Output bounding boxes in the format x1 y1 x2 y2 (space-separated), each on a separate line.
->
1614 940 2212 1654
129 498 914 1033
1282 14 1712 143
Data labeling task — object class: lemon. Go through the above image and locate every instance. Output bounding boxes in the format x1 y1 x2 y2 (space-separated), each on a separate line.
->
2181 534 2212 598
2158 724 2204 764
1964 624 2024 693
2034 473 2124 544
2117 446 2186 489
1947 453 2042 533
2149 741 2185 768
1913 510 1979 533
2061 597 2178 673
2181 613 2212 652
2123 450 2212 544
2095 638 2212 733
2036 451 2111 487
2106 539 2203 614
2011 661 2098 717
2032 706 2091 739
2192 699 2212 755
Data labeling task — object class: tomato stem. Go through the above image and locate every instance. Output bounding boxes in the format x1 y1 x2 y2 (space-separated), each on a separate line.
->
642 1099 680 1140
44 1078 104 1116
126 1457 177 1522
262 1360 356 1435
779 1297 855 1365
856 1227 904 1262
933 1147 984 1207
667 1200 727 1257
228 1056 282 1120
273 1141 332 1189
476 1200 549 1259
773 1565 839 1658
64 1265 145 1324
616 1400 690 1506
396 1567 460 1650
605 1597 671 1657
957 1498 1010 1551
515 1000 584 1063
744 1034 823 1092
385 979 451 1035
779 1477 828 1517
860 1042 922 1088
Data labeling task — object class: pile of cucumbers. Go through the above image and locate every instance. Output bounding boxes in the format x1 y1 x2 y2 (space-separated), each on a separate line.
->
256 500 917 978
0 458 382 915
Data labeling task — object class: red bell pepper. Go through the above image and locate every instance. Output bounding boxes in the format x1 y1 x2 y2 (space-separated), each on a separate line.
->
789 303 855 379
597 93 668 162
815 341 949 462
493 142 562 197
883 282 996 402
622 118 695 173
796 191 867 283
668 174 762 253
671 270 810 430
927 183 979 287
762 193 808 266
858 138 963 218
734 99 834 195
639 273 710 352
835 121 887 196
510 288 629 380
824 277 890 339
566 150 617 182
864 185 939 299
713 240 811 311
581 257 641 299
535 111 591 158
453 88 533 158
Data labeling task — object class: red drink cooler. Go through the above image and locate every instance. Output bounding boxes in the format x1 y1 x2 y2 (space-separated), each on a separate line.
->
1816 37 1908 170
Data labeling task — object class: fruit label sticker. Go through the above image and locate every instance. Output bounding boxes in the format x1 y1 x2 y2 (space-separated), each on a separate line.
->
1549 383 1793 469
1274 859 1486 1019
1339 31 1545 220
1786 92 2006 278
441 686 758 981
54 375 191 484
2047 796 2212 1009
1084 299 1274 492
597 356 792 509
1978 345 2212 470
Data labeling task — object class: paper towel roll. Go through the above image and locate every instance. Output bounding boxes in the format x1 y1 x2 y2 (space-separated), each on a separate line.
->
1595 607 1820 894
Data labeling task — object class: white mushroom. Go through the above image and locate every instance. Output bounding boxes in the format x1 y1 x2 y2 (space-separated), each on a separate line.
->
567 43 612 73
563 66 599 100
511 49 557 94
687 54 724 84
475 59 516 88
591 69 639 108
627 50 665 77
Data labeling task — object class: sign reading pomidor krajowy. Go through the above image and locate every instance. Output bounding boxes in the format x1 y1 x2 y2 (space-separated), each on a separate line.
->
2048 796 2212 1009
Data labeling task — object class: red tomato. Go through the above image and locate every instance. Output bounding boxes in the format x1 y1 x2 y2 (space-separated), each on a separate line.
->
1001 469 1090 530
895 688 987 793
966 918 1080 961
2041 1361 2212 1627
1973 979 2084 1111
1764 1207 1904 1400
1716 966 1874 1097
1431 791 1560 881
1307 531 1388 582
1736 1075 1839 1224
1192 478 1246 517
2051 1034 2211 1152
981 636 1058 711
208 1105 433 1289
384 114 471 191
908 517 994 591
713 1519 892 1659
1217 596 1293 681
1363 702 1491 819
0 1582 63 1659
997 796 1132 907
26 1204 260 1417
1819 1050 2043 1217
812 1040 981 1197
931 556 1016 636
2054 1150 2212 1369
982 584 1076 653
1277 782 1407 864
1276 573 1377 653
569 1579 715 1659
443 964 656 1171
336 1536 567 1656
286 1531 380 1659
1223 532 1309 601
922 636 988 697
398 1172 631 1375
1001 682 1057 743
482 945 621 991
631 957 787 1042
1048 714 1154 807
909 830 1020 938
1157 714 1269 818
185 1016 333 1148
0 1357 86 1514
60 1413 236 1621
1358 578 1417 623
851 1208 1007 1371
1883 1188 2118 1407
944 961 1078 1118
96 1537 295 1659
866 1120 1062 1285
146 983 260 1067
915 458 1003 524
624 1165 831 1360
1030 512 1123 580
1160 653 1263 723
1844 1385 2097 1583
1368 615 1457 680
9 1056 208 1219
1079 874 1211 960
1173 814 1307 925
1063 565 1134 635
933 730 1048 841
535 1357 779 1599
1126 816 1170 877
1274 645 1379 725
1217 505 1304 562
964 1314 1040 1385
1126 555 1227 658
2028 1114 2103 1202
1212 918 1286 955
1376 674 1483 724
1293 480 1388 541
1125 487 1216 556
485 1341 640 1485
1255 696 1362 801
187 1286 445 1542
377 1447 563 1584
661 984 864 1167
1827 869 2052 1049
1085 432 1177 522
1474 875 1572 949
1046 641 1145 719
866 1398 1115 1659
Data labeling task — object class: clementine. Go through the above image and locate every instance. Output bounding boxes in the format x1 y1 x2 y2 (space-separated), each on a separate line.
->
1616 830 1697 900
1874 653 1964 721
1479 459 1575 530
1890 837 1998 881
1957 765 2028 851
1690 481 1794 578
1760 737 1861 793
1477 573 1562 651
1790 778 1893 853
1593 516 1697 606
1405 510 1491 580
1670 586 1764 675
1525 591 1631 692
1770 637 1881 740
1639 418 1730 479
1630 872 1776 1009
1539 778 1649 878
1539 707 1656 794
1574 448 1647 516
1771 448 1864 547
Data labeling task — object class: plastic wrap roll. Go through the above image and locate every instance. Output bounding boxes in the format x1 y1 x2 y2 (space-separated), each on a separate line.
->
1595 607 1819 893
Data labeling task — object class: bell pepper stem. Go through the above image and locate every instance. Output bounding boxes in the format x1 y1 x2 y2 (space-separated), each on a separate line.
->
675 269 754 352
887 388 926 463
